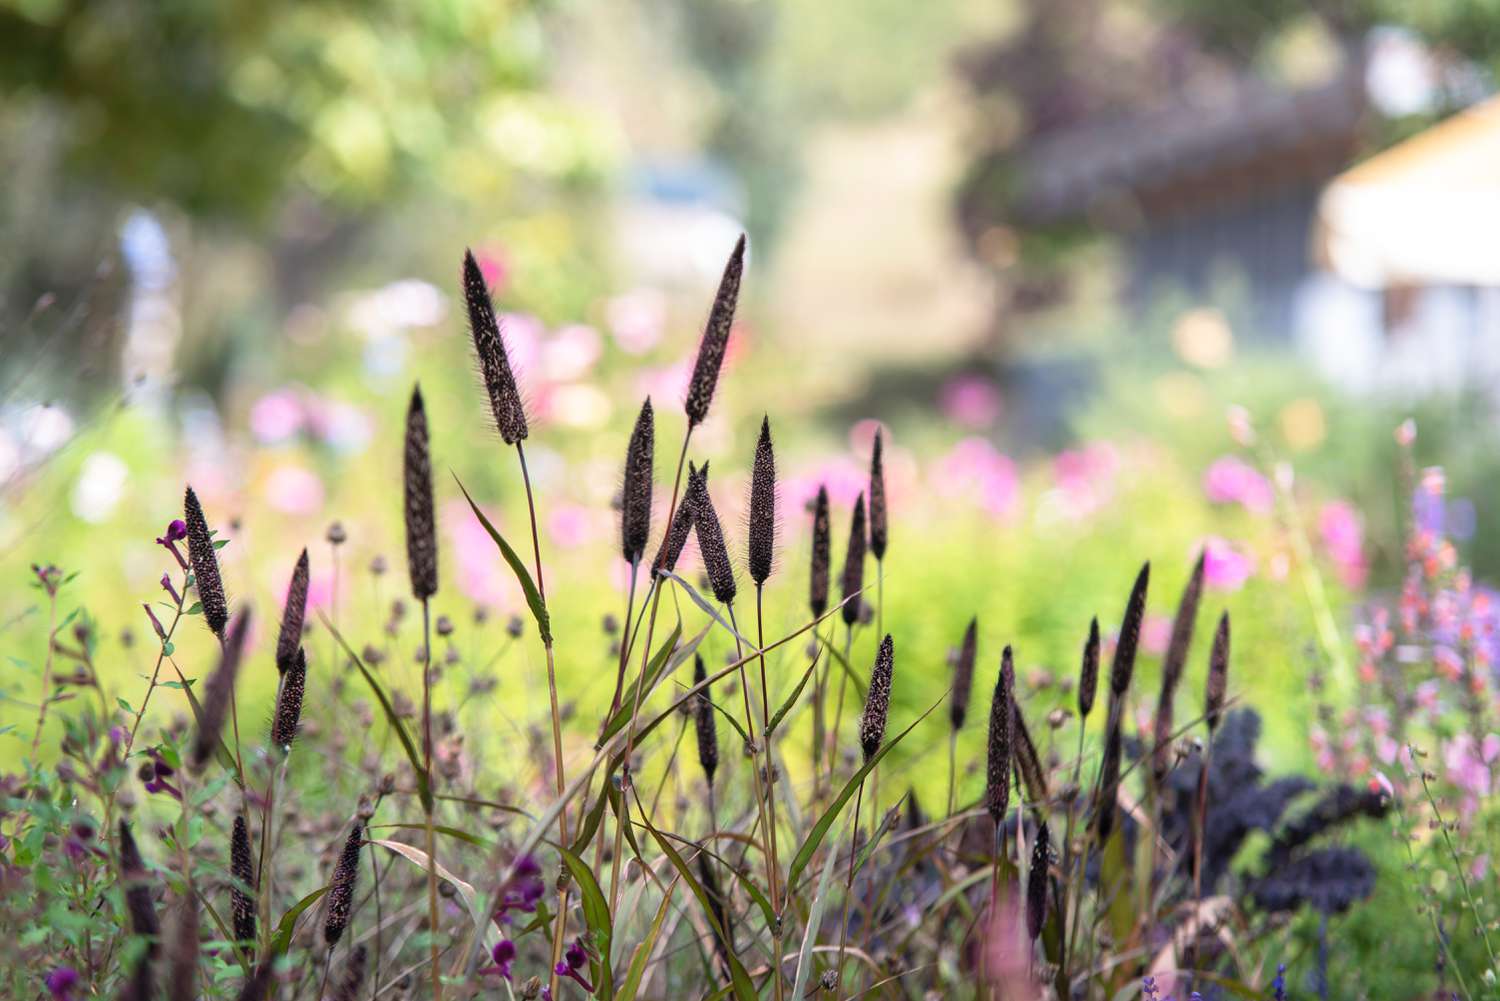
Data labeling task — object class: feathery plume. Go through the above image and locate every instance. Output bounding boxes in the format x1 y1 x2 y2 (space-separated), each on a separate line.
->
868 429 887 560
1013 703 1049 804
119 821 160 952
275 548 309 676
950 617 978 730
1206 611 1230 734
403 386 438 601
655 462 704 575
684 235 746 427
1026 822 1051 942
621 398 655 565
809 486 830 617
324 823 364 947
839 493 867 627
183 486 228 640
985 647 1015 826
1078 617 1100 720
230 815 256 948
270 647 306 749
693 655 719 787
692 474 736 605
191 606 251 770
747 416 776 585
463 249 528 444
859 634 895 762
166 890 200 1001
1153 552 1205 779
330 945 368 1001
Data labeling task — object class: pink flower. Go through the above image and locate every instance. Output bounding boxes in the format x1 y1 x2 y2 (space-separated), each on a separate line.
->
1200 537 1255 591
938 374 1002 429
473 246 510 292
249 390 304 443
1142 615 1171 657
606 288 666 355
264 465 325 516
547 504 595 548
446 499 520 609
543 325 603 381
1415 680 1441 710
934 437 1018 519
497 313 544 386
1319 500 1367 588
1203 456 1273 514
1052 443 1118 517
1443 735 1493 798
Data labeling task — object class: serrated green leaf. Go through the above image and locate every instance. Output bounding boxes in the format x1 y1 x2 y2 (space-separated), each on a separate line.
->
454 475 550 644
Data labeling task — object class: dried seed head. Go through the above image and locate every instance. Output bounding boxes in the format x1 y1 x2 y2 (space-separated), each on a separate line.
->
840 494 867 627
621 398 655 565
1013 703 1049 804
693 655 718 787
1153 552 1205 780
184 486 228 640
192 607 251 771
684 235 746 427
404 386 438 601
747 416 776 586
985 647 1015 826
1110 562 1150 699
869 429 888 560
859 634 895 762
656 462 704 575
230 815 256 947
324 823 364 947
1078 617 1100 720
119 821 160 953
950 617 978 731
1026 821 1051 941
463 249 528 444
330 945 368 1001
809 486 831 618
692 475 736 606
275 549 309 675
1206 611 1230 733
271 647 306 749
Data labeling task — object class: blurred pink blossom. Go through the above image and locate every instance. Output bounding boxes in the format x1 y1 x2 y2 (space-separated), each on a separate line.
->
934 437 1018 519
543 325 603 382
547 504 595 548
473 246 510 293
1200 536 1255 591
498 313 544 385
637 361 692 410
1443 734 1493 801
1320 500 1368 588
938 375 1002 429
1052 442 1118 517
445 499 520 610
782 457 867 515
1142 614 1171 657
1203 456 1273 514
263 465 325 516
606 288 666 354
250 391 304 443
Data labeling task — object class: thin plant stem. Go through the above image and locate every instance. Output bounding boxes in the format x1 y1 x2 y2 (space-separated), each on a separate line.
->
946 729 958 819
727 603 776 932
1390 777 1474 1001
31 586 58 756
1414 748 1499 970
875 561 883 649
812 625 826 804
830 624 854 788
836 779 867 995
608 562 641 718
755 586 786 1001
421 598 442 1001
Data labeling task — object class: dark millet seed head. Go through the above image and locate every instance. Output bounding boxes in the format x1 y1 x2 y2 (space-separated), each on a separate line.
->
462 249 528 444
324 823 364 947
275 548 310 675
950 616 978 731
1109 562 1150 699
119 821 160 952
167 885 201 1001
1153 552 1205 778
747 416 776 586
1013 703 1049 804
859 634 895 762
230 815 256 946
184 486 228 640
403 386 438 601
684 235 746 427
839 493 867 627
1206 611 1230 733
868 428 888 560
236 964 275 1001
331 945 369 1001
692 474 737 605
1094 718 1125 842
656 462 705 575
621 398 655 565
191 606 251 771
985 646 1015 826
1026 821 1051 941
271 647 306 749
809 486 831 618
1078 617 1100 720
693 655 718 786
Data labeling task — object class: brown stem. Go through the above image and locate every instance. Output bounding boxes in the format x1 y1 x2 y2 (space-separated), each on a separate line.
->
421 599 442 1001
755 586 785 1001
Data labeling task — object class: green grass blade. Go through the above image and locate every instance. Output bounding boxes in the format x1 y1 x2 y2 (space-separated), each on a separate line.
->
268 886 327 956
595 621 686 747
791 809 853 1000
557 843 615 1000
616 877 679 1001
454 475 551 643
765 653 820 737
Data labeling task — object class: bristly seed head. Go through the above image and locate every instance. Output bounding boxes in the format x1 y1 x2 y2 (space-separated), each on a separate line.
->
191 607 251 771
463 249 528 444
1026 821 1051 942
868 428 888 561
184 486 228 640
809 486 831 618
950 616 978 731
1078 617 1100 720
684 235 746 428
655 462 704 575
271 647 306 750
1013 702 1049 804
859 634 895 762
119 821 160 954
692 473 737 606
230 815 256 948
1153 552 1205 779
621 398 655 565
747 416 776 586
403 385 438 601
1206 611 1230 733
839 494 867 627
324 822 364 947
275 548 309 676
985 646 1014 826
331 945 368 1001
1110 562 1150 699
693 654 718 786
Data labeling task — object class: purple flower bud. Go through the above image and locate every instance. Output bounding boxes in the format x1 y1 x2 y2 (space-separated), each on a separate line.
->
46 967 79 1001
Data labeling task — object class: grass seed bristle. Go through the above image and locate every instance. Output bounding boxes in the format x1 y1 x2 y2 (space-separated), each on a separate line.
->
1206 610 1230 734
809 485 831 617
684 235 746 428
1078 616 1101 720
270 647 305 750
859 633 895 762
324 822 364 947
747 415 776 586
403 385 438 601
693 654 719 787
868 428 887 560
275 548 309 676
621 397 655 565
230 815 256 948
463 249 529 444
1026 820 1051 941
1153 552 1204 779
985 646 1014 826
950 616 977 731
183 485 228 640
692 472 737 605
191 606 251 770
656 461 704 575
839 493 867 627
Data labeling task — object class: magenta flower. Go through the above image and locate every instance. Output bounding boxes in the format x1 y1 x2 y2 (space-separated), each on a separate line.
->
938 374 1002 429
248 390 305 444
155 519 189 569
140 748 181 801
480 938 516 980
492 855 546 926
934 437 1018 519
1201 536 1255 591
555 937 595 993
45 967 78 1001
1319 500 1367 588
1203 456 1273 514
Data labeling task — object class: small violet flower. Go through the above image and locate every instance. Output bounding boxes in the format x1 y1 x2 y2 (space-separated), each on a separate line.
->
480 938 515 981
45 967 79 1001
554 937 594 993
140 748 181 801
492 855 546 925
155 519 189 570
